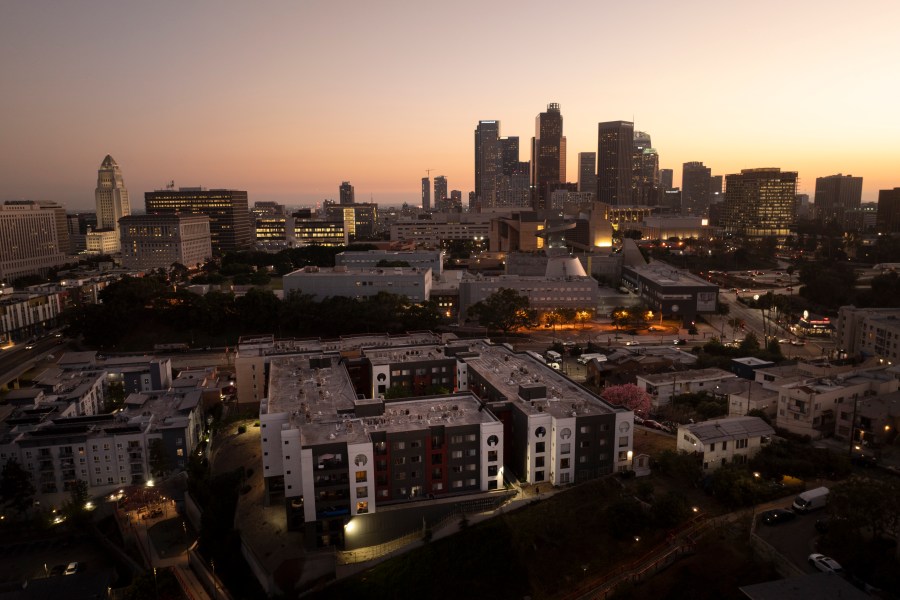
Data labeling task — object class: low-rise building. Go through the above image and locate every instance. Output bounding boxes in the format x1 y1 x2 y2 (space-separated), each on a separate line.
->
776 369 898 439
835 306 900 363
335 249 444 277
621 256 719 326
636 368 737 410
676 416 774 471
458 272 599 322
390 213 492 246
282 266 432 302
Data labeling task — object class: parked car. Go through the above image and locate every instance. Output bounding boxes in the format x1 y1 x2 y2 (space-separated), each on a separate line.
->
624 340 640 346
808 553 842 574
791 340 806 346
64 562 78 576
673 339 687 345
760 508 796 526
50 564 65 576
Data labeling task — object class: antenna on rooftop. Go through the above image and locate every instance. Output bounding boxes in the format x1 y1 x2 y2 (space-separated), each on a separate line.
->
166 180 175 190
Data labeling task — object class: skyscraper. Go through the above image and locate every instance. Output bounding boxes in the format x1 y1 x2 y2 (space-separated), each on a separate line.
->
92 155 131 252
632 133 659 206
421 177 431 211
682 162 712 216
500 137 520 176
434 176 448 211
722 168 797 237
339 181 355 205
474 120 501 210
145 188 251 254
0 202 67 281
597 121 634 206
578 152 597 195
876 188 900 233
814 174 863 229
531 103 565 210
659 169 674 191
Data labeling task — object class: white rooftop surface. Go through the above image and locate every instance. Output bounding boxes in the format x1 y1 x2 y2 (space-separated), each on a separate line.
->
461 341 623 418
265 355 498 446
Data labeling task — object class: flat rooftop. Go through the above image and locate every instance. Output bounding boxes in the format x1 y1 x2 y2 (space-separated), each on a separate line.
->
640 368 735 385
238 332 442 359
460 341 622 418
362 344 448 366
682 416 774 443
265 355 499 446
626 262 716 288
122 390 201 427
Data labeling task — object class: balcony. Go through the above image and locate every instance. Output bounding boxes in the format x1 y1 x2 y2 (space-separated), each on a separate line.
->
787 403 808 415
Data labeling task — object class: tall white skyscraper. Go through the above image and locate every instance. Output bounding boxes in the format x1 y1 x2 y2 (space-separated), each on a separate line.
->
95 155 131 232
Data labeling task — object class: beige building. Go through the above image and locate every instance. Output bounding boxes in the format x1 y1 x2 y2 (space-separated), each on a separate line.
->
119 214 212 271
0 202 68 282
835 306 900 364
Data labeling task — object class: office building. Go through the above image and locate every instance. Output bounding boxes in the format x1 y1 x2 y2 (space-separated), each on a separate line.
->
0 289 65 342
634 148 659 205
876 188 900 233
459 271 599 321
0 202 68 282
681 162 712 216
578 152 597 195
119 214 212 271
659 169 674 191
474 120 502 210
251 202 288 249
390 213 492 246
144 188 251 254
339 181 355 205
290 215 348 246
815 174 862 229
500 137 520 176
421 177 431 211
597 121 634 206
434 176 448 211
722 168 797 237
91 155 131 253
532 103 566 210
449 190 463 212
324 202 377 240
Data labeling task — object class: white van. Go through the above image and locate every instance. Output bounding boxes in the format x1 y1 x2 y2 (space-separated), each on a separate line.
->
546 350 562 363
792 487 829 513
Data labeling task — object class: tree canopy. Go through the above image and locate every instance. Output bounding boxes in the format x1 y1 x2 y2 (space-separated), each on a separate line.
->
467 288 535 334
601 384 652 415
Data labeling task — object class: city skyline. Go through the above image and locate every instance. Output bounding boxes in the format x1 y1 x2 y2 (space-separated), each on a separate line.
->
1 1 898 210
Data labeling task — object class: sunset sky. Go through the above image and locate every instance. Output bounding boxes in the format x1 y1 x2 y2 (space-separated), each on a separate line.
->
1 0 898 210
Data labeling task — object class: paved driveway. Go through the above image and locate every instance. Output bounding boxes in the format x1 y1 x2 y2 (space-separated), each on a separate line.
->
755 509 824 574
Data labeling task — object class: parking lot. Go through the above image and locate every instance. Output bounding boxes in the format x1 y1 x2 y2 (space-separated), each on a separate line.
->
755 506 827 575
0 531 115 585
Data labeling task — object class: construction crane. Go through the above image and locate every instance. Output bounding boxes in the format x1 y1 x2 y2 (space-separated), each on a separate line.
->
425 169 432 180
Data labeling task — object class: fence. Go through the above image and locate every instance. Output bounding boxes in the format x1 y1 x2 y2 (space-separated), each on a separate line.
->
335 492 515 566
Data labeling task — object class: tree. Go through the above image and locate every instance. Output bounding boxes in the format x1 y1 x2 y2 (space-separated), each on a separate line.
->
0 458 35 515
601 384 652 416
739 332 760 352
148 439 171 479
828 476 900 541
467 288 534 334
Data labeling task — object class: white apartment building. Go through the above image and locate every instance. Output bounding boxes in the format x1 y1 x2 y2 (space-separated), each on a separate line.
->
0 290 65 343
0 202 68 282
390 213 493 246
676 416 774 471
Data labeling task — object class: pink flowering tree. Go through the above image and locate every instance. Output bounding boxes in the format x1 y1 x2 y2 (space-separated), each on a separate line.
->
601 384 652 416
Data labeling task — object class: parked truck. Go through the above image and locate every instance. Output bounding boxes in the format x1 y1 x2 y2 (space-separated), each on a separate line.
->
792 486 829 513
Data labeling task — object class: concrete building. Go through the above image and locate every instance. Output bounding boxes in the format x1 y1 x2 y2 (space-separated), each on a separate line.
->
722 168 797 237
119 214 212 271
335 249 444 277
834 389 900 450
0 202 68 282
633 216 712 241
282 266 432 302
434 176 448 211
144 188 251 254
458 271 599 322
390 213 492 246
324 202 377 240
291 216 348 246
636 368 737 410
775 368 898 439
835 306 900 363
421 177 431 211
676 416 774 471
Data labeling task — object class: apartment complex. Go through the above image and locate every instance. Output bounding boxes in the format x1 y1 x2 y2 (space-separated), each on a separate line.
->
835 306 900 363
